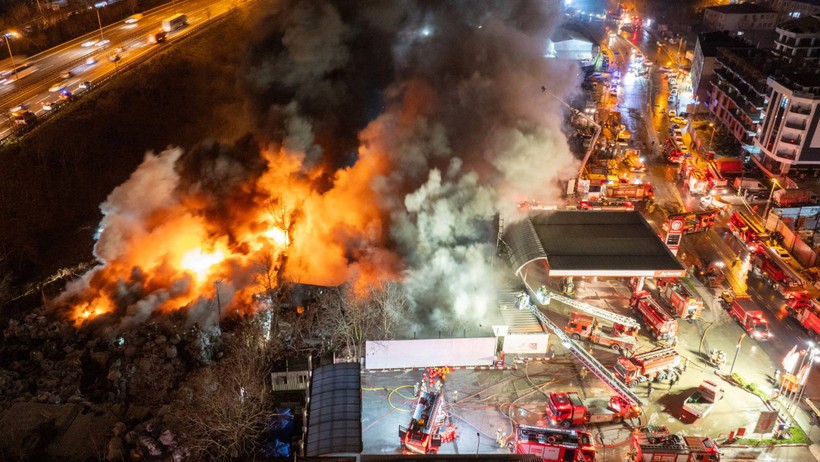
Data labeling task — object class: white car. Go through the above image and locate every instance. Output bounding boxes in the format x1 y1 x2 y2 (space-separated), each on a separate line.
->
48 83 66 93
95 39 110 47
86 57 97 65
81 40 98 47
125 13 143 24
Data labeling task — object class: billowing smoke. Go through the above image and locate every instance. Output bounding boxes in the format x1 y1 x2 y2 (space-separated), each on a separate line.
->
55 0 581 334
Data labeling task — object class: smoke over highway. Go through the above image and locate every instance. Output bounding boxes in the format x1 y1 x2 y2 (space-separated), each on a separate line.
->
57 0 580 333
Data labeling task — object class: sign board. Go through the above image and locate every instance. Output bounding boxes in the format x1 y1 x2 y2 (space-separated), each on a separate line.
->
365 338 496 370
502 334 550 354
754 411 779 434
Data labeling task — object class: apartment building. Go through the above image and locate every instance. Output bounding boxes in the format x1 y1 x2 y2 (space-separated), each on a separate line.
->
771 14 820 68
703 3 778 32
768 0 820 23
691 32 754 104
708 48 776 153
755 73 820 175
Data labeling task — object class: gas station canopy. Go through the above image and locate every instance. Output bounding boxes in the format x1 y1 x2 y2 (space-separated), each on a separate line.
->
503 211 686 278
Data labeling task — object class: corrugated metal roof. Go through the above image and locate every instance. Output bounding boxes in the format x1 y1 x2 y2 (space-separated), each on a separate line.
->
305 363 362 456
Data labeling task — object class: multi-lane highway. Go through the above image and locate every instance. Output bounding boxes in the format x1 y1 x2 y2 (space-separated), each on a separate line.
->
0 0 245 138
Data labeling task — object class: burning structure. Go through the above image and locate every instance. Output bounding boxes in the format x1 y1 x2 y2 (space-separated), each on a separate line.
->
53 0 583 334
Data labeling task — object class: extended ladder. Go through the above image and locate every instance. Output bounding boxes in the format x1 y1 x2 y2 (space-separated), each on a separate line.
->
535 286 641 330
632 347 677 363
519 291 644 407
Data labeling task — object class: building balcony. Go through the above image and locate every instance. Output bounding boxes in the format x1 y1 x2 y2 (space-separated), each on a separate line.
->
776 150 797 160
780 135 802 145
790 106 812 115
785 119 806 130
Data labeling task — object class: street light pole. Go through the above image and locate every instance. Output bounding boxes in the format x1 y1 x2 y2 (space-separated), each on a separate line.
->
708 122 716 149
729 333 746 375
95 8 104 42
792 344 816 411
3 32 18 82
763 178 780 220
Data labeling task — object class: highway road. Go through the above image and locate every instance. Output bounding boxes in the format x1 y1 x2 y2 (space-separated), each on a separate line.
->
0 0 244 138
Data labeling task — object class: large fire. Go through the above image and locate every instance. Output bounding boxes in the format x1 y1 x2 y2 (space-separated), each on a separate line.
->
57 145 398 326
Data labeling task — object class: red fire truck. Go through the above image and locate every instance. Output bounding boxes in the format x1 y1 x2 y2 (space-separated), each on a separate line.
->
630 291 678 344
602 183 654 201
399 391 445 454
614 347 682 388
578 200 635 211
727 295 772 341
751 249 803 290
704 163 729 193
628 425 721 461
662 210 718 234
509 425 596 461
728 211 766 251
545 392 641 428
565 312 637 353
664 138 684 164
655 278 703 319
786 293 820 340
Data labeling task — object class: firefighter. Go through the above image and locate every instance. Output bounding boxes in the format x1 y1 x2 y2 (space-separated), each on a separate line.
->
414 382 420 397
647 381 654 397
496 428 506 447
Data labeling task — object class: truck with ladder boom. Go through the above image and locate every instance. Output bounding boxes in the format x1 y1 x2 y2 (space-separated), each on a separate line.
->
729 211 766 252
655 278 703 319
614 347 682 388
565 312 637 353
523 290 644 409
752 248 805 291
545 391 641 428
628 425 720 461
630 291 678 344
508 425 596 462
399 390 446 454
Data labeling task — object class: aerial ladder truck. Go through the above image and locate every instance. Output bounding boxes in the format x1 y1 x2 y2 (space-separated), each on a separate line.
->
517 289 645 409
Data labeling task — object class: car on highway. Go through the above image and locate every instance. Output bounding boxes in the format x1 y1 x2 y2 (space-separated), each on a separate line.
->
109 54 121 62
81 40 98 47
85 57 97 65
96 39 110 47
42 100 66 111
60 70 73 79
48 83 66 93
79 81 92 90
125 13 143 24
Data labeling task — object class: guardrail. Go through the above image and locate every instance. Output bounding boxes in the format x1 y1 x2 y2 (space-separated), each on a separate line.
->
1 5 239 146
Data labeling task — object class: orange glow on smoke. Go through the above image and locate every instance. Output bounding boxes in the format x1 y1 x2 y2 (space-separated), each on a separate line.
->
62 145 402 326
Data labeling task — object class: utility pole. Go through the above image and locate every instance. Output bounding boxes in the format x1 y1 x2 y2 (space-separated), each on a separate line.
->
95 7 104 42
214 280 223 323
3 32 18 82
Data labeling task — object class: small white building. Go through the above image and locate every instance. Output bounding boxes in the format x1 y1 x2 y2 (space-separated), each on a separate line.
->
703 3 778 32
546 28 597 68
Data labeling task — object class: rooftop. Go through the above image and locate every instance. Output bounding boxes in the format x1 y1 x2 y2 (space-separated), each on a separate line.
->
705 3 776 15
502 211 685 278
777 14 820 34
697 31 754 56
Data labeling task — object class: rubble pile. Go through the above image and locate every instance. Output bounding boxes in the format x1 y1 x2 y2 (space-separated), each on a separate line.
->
105 418 188 462
0 308 222 407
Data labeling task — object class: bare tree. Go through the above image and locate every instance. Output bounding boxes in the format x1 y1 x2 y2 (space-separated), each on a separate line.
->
171 320 276 461
316 281 410 361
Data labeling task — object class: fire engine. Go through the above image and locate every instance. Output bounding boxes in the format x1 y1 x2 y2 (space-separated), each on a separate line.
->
751 248 805 291
614 347 682 388
545 392 641 428
578 199 635 211
655 278 703 319
630 291 678 344
565 312 637 353
727 295 771 341
628 425 720 461
686 169 709 195
509 425 596 461
785 293 820 340
664 138 684 164
704 163 729 194
661 210 718 234
399 390 445 454
728 211 765 251
602 183 654 201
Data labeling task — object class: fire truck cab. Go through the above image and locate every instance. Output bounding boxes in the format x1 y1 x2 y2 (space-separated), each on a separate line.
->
510 425 596 462
399 391 445 454
546 391 641 427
